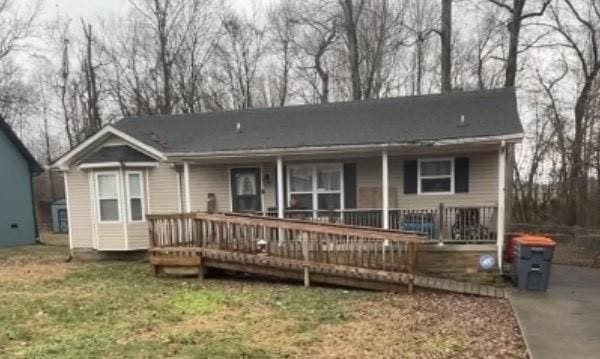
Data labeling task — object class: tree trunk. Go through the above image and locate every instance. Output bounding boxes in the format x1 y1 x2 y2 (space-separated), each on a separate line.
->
340 0 362 100
440 0 452 93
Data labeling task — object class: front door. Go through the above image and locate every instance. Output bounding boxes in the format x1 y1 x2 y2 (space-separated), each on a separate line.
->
231 168 262 212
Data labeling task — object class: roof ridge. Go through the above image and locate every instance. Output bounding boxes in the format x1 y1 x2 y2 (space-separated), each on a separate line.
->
0 115 43 174
118 87 515 124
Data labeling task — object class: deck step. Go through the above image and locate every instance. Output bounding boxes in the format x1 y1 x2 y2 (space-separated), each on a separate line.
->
414 275 506 298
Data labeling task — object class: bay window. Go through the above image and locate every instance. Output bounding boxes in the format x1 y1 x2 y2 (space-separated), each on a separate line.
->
418 159 454 194
95 171 145 223
288 164 343 214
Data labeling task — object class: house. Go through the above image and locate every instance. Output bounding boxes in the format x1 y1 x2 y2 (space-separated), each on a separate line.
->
52 88 523 274
0 117 43 247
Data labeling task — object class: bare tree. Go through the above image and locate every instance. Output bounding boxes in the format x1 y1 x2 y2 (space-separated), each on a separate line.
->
440 0 452 92
81 20 102 137
404 0 438 95
214 11 265 109
267 1 298 107
0 0 41 61
358 0 407 99
486 0 551 87
542 1 600 225
294 0 340 104
339 0 365 100
129 0 206 114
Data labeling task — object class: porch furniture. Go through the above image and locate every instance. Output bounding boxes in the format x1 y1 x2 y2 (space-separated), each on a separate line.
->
401 212 435 239
450 207 491 242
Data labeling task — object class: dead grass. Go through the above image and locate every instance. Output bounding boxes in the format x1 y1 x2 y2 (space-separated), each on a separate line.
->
0 263 78 283
0 235 527 358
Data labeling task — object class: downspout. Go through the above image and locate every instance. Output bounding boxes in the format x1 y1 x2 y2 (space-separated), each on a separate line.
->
30 171 39 243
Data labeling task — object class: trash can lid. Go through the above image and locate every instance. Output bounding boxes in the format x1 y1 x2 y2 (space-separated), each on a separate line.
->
514 235 556 247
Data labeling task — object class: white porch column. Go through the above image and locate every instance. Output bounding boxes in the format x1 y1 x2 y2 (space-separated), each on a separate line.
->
183 161 191 212
277 156 285 219
497 141 506 269
382 150 389 229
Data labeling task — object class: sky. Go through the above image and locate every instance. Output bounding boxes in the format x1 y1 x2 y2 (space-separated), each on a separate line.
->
45 0 269 20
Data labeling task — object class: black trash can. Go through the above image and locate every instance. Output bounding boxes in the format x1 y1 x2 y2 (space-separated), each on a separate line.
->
514 235 556 291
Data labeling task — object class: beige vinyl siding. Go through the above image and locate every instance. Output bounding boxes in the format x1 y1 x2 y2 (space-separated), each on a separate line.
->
356 151 498 208
189 163 277 212
66 169 94 248
96 223 124 249
147 163 180 213
189 165 229 212
127 222 149 249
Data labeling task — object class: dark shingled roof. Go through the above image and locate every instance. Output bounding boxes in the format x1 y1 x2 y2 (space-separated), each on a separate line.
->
113 88 523 154
80 145 156 163
0 116 43 174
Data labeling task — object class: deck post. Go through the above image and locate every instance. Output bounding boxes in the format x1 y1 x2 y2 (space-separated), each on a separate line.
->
497 141 506 269
277 156 284 219
183 161 191 213
302 232 310 287
382 150 389 229
277 156 285 245
197 255 207 280
436 202 444 243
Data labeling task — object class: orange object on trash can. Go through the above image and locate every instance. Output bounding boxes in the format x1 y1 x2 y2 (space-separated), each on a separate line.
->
514 235 556 247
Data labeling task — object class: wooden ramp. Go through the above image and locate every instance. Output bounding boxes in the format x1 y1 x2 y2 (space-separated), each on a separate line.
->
414 275 507 298
147 213 504 298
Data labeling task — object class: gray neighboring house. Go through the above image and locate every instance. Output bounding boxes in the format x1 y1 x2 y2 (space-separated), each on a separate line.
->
0 117 43 247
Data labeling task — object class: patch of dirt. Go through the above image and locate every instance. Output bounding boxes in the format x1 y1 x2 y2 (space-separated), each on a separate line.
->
304 292 527 358
0 262 78 283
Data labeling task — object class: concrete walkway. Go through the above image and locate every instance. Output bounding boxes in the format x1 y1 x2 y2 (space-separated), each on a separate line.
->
508 264 600 359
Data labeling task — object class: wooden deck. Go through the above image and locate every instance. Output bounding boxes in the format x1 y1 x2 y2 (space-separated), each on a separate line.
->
147 212 504 297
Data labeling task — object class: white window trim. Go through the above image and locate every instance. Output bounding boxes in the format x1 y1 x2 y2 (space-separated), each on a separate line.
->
126 170 146 222
95 171 121 223
287 163 344 217
417 158 455 195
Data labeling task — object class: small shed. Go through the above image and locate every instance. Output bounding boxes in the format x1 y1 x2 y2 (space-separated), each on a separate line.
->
51 198 68 233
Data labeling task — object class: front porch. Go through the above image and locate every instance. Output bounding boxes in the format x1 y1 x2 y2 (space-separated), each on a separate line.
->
174 144 508 255
261 206 498 244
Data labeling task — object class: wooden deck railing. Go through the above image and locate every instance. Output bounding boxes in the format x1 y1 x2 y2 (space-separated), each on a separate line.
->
147 212 422 292
259 204 497 243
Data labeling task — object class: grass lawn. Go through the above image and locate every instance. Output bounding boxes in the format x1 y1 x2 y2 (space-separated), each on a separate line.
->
0 233 526 358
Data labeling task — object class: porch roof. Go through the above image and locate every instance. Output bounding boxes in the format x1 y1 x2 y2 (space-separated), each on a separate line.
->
114 88 522 155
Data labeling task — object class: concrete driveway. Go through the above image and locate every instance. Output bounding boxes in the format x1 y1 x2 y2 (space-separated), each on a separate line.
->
509 264 600 359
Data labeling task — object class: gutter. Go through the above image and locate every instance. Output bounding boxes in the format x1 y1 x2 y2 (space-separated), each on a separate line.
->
165 133 525 160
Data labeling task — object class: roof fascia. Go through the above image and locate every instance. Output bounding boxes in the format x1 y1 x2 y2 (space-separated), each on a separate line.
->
53 126 166 170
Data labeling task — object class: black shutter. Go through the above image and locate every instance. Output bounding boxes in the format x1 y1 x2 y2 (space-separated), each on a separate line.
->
343 163 357 208
404 160 418 194
454 157 469 193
